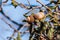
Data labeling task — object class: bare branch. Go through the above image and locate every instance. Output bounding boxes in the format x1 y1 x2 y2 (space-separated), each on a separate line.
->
3 0 8 3
36 0 51 11
27 0 30 6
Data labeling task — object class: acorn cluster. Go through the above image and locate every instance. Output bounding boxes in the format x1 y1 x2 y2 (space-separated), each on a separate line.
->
26 12 45 23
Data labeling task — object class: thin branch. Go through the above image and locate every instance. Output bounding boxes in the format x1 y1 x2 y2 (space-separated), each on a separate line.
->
1 17 29 34
1 3 23 30
27 0 30 6
3 0 8 3
19 3 29 9
2 0 41 10
36 0 51 11
0 8 23 30
1 18 18 32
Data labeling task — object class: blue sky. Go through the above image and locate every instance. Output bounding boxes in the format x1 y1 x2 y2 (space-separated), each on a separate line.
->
0 0 49 40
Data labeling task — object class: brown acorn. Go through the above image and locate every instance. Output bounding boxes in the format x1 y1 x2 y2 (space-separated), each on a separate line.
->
27 15 34 23
33 12 45 21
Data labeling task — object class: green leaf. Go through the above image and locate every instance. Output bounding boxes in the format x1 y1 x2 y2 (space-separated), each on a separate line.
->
17 32 21 40
14 38 17 40
58 0 60 4
49 6 56 9
11 0 18 8
47 27 54 39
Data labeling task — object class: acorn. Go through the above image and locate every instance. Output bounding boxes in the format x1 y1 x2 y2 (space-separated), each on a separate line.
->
33 12 45 21
27 15 34 23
